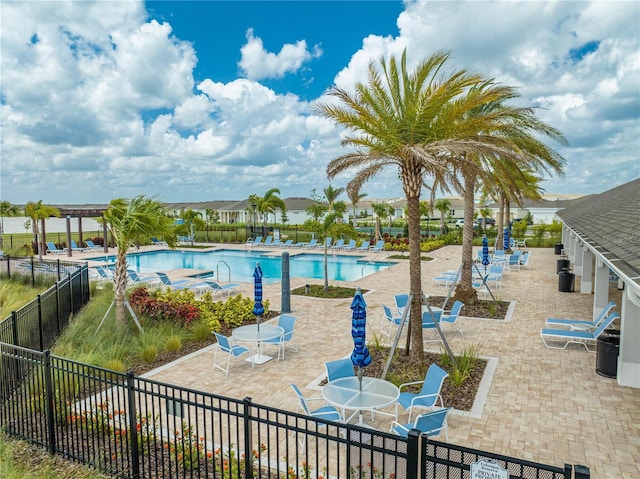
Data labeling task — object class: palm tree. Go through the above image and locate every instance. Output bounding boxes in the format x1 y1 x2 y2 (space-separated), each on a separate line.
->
0 201 21 249
24 200 60 260
303 210 354 290
102 196 176 328
371 202 390 241
315 50 508 360
346 180 367 227
249 188 286 234
178 209 203 246
434 199 451 236
323 185 345 209
447 86 566 304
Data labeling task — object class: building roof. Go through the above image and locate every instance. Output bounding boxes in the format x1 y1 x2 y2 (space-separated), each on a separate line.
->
556 178 640 291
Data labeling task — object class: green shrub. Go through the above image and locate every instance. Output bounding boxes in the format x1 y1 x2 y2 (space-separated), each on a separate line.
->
140 345 158 363
165 335 182 352
190 320 213 341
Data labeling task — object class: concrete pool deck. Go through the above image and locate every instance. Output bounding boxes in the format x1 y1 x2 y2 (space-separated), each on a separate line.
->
76 243 640 477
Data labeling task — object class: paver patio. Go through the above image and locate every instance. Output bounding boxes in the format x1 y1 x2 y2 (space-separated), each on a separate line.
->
82 244 640 477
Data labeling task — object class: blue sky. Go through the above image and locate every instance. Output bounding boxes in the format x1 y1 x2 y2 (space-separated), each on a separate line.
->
1 0 639 205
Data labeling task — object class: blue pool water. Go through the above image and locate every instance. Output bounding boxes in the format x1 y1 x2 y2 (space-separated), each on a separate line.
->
89 249 394 284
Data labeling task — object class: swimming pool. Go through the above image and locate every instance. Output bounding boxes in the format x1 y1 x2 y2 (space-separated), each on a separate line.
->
90 249 394 284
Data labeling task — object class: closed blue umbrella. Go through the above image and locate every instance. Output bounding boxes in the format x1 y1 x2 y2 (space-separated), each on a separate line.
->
503 227 510 251
482 236 490 273
350 288 371 391
252 263 264 327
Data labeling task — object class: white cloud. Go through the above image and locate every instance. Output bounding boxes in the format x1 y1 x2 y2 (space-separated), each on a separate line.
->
238 28 322 80
0 0 638 206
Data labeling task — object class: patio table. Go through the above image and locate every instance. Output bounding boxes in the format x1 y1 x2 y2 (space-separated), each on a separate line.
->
322 376 399 426
232 324 284 365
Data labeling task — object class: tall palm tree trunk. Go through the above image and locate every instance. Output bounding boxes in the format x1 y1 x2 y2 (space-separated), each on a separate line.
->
454 172 479 304
404 192 424 361
114 248 129 326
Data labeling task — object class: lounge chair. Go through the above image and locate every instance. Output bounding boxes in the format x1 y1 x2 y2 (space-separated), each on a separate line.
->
303 238 318 249
341 239 357 251
85 240 102 251
330 239 345 250
246 235 263 246
70 240 86 252
213 332 252 375
396 363 449 422
156 272 195 289
198 280 241 298
316 237 332 249
540 312 619 352
369 240 385 252
128 270 162 287
92 265 114 281
151 237 168 246
263 314 297 359
257 236 273 247
270 238 282 247
545 301 616 330
390 408 450 441
46 242 65 254
355 240 370 251
277 239 294 248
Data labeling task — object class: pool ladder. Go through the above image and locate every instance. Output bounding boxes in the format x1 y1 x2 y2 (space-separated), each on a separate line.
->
360 252 391 277
216 261 231 282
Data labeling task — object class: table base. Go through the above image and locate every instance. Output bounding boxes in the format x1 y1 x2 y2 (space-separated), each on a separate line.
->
247 354 274 365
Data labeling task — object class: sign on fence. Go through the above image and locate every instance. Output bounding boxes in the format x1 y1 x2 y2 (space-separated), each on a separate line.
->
470 458 509 479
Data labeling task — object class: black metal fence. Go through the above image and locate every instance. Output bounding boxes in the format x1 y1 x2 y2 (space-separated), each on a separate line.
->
0 260 89 351
0 268 589 478
0 255 88 288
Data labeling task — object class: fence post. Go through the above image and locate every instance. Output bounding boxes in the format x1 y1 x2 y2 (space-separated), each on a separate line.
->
37 295 44 351
406 429 420 479
573 464 590 478
242 397 253 479
43 350 57 455
126 371 141 479
11 311 19 348
30 256 35 286
7 255 11 278
55 281 61 335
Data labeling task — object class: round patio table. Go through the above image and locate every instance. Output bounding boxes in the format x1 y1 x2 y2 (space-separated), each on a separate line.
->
232 324 283 365
322 376 399 426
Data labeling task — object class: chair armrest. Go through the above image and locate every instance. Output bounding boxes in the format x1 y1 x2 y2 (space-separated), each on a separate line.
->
409 393 442 408
389 421 409 434
398 380 425 391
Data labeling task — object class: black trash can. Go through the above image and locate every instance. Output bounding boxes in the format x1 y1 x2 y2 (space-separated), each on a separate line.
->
596 329 620 378
554 243 564 255
557 258 570 273
558 270 575 292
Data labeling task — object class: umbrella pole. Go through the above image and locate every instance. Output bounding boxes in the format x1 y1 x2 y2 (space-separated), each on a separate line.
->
357 366 363 391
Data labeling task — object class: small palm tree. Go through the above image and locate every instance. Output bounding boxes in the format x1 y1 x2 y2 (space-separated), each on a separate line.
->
102 196 176 328
24 200 60 260
434 199 451 236
249 188 286 234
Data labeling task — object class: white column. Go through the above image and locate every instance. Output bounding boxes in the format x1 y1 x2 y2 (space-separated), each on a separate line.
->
573 241 583 276
618 287 640 388
593 259 610 319
579 248 593 293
